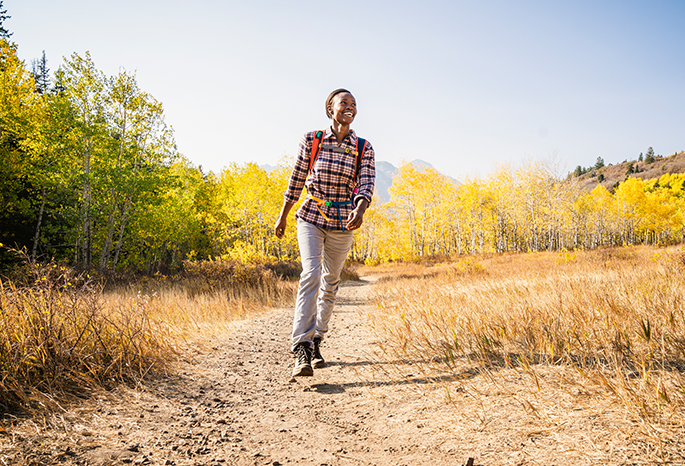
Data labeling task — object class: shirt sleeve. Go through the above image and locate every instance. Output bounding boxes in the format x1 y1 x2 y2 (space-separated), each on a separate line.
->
354 141 375 206
283 134 311 204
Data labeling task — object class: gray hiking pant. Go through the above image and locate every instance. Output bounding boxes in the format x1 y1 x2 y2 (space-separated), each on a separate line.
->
291 218 354 352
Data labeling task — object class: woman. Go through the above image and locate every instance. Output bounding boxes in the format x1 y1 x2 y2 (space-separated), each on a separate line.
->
274 88 375 377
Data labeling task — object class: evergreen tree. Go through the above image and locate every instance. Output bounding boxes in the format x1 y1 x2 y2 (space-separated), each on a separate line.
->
31 51 51 94
595 157 605 170
0 1 11 39
645 147 655 164
638 152 643 162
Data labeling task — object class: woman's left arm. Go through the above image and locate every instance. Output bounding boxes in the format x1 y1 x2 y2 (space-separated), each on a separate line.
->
346 142 375 230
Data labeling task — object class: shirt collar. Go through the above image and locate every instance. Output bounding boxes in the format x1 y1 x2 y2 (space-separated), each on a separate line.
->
324 127 356 145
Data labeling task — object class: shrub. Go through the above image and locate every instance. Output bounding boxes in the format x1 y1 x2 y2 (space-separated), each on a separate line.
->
0 250 173 412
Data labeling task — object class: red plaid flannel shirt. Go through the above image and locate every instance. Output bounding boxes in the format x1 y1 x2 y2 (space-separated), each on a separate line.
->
283 128 376 230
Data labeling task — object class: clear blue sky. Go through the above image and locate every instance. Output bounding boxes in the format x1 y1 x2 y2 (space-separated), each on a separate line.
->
6 0 685 179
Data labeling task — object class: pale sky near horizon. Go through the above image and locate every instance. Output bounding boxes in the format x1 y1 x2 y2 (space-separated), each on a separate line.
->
6 0 685 180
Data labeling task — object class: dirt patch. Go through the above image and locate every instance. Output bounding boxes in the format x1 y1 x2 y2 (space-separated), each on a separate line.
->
0 278 474 466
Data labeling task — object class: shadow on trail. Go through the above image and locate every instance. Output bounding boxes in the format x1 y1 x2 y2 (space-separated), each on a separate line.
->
326 360 379 367
306 372 467 394
334 299 368 307
341 279 373 288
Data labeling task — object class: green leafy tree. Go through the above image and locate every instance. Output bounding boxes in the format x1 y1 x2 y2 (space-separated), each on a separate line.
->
0 39 42 254
96 69 177 271
27 89 83 260
58 52 109 268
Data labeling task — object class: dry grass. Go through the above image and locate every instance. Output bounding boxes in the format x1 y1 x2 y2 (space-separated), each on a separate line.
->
0 253 298 413
365 246 685 463
111 259 299 342
0 260 174 413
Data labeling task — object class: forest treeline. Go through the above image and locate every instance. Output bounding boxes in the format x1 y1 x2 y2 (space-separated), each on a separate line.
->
2 34 684 273
354 163 685 263
0 37 299 272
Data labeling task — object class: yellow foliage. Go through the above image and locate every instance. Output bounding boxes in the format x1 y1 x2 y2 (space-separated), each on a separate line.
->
356 160 685 264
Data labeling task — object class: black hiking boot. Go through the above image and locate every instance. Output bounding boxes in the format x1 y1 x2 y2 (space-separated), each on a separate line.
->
312 337 325 368
292 343 313 377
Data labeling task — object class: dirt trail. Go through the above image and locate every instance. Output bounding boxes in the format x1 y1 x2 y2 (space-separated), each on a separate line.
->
1 278 470 466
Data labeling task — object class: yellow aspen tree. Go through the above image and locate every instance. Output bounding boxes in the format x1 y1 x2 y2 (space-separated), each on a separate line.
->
641 180 682 245
352 194 387 263
388 162 423 259
587 184 615 248
613 177 647 245
455 177 493 254
487 166 517 253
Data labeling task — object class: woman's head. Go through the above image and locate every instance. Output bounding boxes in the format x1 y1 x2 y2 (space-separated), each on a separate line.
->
325 88 355 119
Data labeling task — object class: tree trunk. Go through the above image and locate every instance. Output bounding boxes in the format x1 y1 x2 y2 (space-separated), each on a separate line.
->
81 137 92 269
111 196 133 270
31 186 47 260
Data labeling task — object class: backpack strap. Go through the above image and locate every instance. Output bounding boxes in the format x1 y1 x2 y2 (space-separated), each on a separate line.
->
309 130 366 191
308 130 325 175
354 137 367 188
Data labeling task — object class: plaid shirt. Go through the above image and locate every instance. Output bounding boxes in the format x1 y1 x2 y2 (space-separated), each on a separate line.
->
284 128 376 230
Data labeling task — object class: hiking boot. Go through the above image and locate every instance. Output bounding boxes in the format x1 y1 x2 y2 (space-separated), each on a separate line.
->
292 343 313 377
312 337 325 368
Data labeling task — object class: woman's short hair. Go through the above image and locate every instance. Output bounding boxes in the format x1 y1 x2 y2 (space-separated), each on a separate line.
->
325 88 353 118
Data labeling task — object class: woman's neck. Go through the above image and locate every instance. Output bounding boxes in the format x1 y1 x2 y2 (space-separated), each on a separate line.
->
330 121 350 144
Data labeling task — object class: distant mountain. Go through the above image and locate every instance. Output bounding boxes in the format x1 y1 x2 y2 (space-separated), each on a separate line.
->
374 161 397 203
410 159 434 170
260 163 278 174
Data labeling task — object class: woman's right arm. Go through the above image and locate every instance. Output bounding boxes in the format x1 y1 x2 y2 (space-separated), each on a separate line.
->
275 134 311 239
274 201 296 239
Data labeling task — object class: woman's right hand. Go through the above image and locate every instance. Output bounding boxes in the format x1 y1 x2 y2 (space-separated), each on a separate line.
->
274 215 287 239
274 201 295 239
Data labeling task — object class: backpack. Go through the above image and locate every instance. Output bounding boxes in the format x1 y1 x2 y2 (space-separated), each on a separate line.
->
308 130 367 192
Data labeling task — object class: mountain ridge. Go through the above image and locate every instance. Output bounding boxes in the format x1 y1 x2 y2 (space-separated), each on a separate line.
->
572 151 685 192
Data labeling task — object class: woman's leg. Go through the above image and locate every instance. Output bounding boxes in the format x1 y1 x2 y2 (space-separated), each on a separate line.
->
291 219 325 351
315 229 354 340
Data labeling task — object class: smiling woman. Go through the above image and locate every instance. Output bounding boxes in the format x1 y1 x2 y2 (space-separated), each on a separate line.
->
274 88 376 377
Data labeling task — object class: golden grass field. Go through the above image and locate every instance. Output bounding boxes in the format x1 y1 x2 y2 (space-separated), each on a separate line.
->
361 245 685 462
2 246 685 462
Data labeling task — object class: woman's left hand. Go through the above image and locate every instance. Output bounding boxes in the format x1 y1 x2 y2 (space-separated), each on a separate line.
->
345 199 369 231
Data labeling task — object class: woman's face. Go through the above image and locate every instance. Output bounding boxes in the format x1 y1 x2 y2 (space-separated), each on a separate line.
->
329 93 357 125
